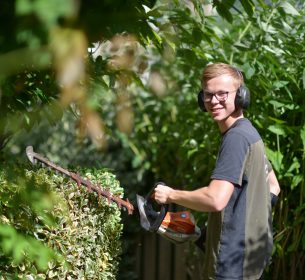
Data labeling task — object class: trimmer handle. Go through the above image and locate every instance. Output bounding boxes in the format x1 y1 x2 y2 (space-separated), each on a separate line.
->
145 182 169 232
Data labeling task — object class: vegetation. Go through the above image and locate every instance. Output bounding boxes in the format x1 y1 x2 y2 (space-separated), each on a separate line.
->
0 165 123 279
1 0 305 279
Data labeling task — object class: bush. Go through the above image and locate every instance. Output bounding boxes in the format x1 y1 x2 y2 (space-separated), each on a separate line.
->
0 163 124 279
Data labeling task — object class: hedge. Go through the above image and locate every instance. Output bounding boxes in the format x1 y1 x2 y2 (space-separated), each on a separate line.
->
0 164 124 279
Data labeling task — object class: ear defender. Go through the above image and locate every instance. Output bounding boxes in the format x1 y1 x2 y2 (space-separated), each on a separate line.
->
235 85 250 109
197 90 206 112
197 68 250 112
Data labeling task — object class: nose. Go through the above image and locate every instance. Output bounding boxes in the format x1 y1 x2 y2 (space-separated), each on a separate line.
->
210 94 219 105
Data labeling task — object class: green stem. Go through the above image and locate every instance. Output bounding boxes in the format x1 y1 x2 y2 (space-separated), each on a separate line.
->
229 21 252 64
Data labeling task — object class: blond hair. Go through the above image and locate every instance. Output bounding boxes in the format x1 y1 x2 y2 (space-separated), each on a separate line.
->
202 63 244 87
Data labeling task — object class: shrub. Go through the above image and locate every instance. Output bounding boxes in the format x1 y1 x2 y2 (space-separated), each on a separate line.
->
0 164 124 279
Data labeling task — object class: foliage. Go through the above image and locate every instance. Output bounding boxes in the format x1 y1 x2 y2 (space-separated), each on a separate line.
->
0 0 157 150
0 164 61 274
0 164 123 279
1 0 305 279
82 1 305 279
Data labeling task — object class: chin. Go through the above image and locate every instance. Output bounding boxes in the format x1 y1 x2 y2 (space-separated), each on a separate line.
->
210 113 230 123
210 112 225 121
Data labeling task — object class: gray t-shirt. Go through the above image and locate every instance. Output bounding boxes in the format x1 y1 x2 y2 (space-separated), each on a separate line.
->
203 118 273 280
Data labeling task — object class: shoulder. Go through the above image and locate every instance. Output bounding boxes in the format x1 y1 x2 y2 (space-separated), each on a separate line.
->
224 118 261 145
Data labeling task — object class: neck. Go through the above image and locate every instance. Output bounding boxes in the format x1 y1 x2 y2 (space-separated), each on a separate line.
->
218 110 244 133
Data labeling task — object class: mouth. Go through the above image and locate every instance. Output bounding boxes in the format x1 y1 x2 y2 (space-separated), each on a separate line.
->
210 107 223 114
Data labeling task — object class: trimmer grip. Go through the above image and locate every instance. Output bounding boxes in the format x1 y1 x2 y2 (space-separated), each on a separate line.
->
145 182 169 232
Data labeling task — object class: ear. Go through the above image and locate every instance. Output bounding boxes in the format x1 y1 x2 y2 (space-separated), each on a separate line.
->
197 90 207 112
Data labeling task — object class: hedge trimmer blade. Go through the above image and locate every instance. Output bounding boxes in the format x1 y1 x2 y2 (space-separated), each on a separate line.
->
26 146 134 215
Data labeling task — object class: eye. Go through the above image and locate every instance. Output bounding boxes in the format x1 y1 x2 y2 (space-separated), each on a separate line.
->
216 91 228 97
205 92 213 98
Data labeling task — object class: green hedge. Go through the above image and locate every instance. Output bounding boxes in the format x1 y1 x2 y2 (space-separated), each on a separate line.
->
0 164 124 279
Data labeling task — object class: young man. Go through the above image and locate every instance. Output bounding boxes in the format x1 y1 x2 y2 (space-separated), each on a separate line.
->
154 63 280 280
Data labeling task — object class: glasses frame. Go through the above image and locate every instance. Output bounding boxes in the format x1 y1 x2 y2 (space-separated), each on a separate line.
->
202 89 237 103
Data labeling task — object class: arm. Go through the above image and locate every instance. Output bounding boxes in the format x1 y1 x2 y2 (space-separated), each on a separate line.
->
268 169 280 207
268 169 280 195
154 179 234 212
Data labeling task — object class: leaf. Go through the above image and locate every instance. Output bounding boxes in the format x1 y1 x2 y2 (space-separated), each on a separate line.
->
267 125 286 136
268 100 284 108
286 159 300 174
260 22 277 34
262 45 276 54
240 0 255 17
291 174 302 190
177 48 197 64
266 147 283 173
300 124 305 150
234 42 250 50
187 149 198 159
242 62 255 79
191 27 204 45
279 2 300 16
273 80 289 89
214 1 233 23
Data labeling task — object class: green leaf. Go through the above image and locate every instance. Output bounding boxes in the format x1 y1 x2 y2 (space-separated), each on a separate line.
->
214 1 233 23
300 124 305 150
240 0 255 17
187 149 198 159
273 80 289 89
279 2 300 16
260 22 277 34
234 42 250 50
191 27 204 45
291 174 302 190
266 147 283 173
268 100 285 108
242 62 255 79
267 125 286 136
286 158 300 174
262 45 277 54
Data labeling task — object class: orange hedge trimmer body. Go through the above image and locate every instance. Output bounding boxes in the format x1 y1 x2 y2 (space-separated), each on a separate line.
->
136 183 201 244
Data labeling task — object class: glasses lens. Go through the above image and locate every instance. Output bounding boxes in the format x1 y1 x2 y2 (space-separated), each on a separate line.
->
203 92 213 102
215 91 228 101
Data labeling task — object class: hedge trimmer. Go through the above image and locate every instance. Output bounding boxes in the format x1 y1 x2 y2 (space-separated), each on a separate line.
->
26 146 204 247
26 146 134 215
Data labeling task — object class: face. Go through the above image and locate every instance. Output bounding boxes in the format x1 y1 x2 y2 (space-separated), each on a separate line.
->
203 74 240 130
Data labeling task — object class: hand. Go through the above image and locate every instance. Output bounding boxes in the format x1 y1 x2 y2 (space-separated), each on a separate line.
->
154 184 174 204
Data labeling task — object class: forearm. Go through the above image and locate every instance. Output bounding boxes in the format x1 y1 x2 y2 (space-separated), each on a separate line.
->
168 187 220 212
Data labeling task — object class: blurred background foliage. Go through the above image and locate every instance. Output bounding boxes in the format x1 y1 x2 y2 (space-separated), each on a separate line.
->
1 0 305 279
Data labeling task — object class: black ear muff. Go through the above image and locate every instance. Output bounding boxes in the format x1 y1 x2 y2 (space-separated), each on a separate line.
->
235 85 250 109
197 90 206 112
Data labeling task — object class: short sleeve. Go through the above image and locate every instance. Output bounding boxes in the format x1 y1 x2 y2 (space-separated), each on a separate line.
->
211 131 249 186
